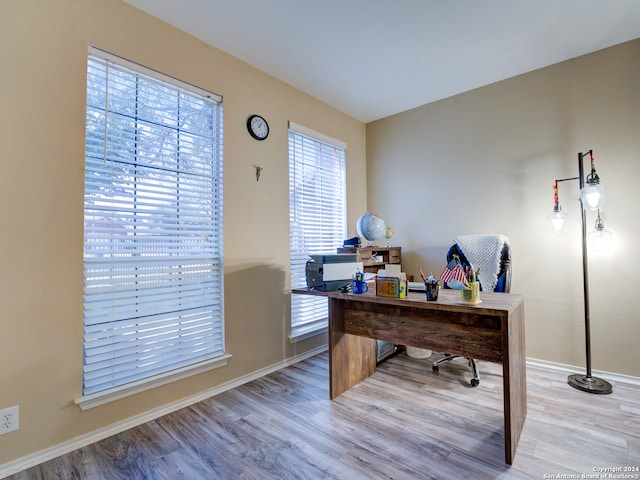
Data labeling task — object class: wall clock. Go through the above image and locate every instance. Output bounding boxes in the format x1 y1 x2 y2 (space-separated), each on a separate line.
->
247 114 269 140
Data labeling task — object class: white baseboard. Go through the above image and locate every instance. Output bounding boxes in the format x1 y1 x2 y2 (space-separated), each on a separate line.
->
526 357 640 386
0 345 328 479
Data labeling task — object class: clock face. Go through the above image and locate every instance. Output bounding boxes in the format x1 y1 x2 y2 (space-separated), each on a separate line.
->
247 114 269 140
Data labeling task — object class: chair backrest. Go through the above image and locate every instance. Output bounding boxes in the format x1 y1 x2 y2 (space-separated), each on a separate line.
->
446 236 511 293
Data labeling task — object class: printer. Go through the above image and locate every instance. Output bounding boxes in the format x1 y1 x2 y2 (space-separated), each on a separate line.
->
305 253 363 291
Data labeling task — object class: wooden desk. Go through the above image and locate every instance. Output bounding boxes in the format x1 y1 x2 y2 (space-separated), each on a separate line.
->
292 288 526 465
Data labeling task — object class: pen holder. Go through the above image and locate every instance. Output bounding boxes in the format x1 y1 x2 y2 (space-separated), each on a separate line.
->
352 279 369 294
425 282 440 301
461 281 481 304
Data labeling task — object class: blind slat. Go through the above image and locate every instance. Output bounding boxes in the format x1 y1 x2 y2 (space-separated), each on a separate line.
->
288 127 346 335
83 51 224 396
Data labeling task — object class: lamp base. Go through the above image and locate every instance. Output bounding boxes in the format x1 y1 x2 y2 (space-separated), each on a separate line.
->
567 374 612 394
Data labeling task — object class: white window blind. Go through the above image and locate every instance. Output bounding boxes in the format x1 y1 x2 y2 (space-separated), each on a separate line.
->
82 48 225 399
288 123 346 340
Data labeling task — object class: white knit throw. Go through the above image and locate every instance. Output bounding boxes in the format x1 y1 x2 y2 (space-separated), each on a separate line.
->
454 234 509 292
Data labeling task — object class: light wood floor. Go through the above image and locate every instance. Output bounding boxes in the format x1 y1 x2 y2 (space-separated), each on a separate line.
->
7 351 640 479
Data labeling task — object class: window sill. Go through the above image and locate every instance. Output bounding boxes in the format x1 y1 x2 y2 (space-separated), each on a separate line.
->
75 354 232 410
289 322 328 343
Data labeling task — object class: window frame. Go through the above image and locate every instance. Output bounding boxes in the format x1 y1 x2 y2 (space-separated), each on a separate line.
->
76 47 229 410
288 122 347 342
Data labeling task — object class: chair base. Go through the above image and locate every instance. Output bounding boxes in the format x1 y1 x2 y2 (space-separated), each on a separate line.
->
432 354 479 387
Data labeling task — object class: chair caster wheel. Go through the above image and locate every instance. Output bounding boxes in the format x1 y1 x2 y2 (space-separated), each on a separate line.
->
471 379 479 387
432 365 439 373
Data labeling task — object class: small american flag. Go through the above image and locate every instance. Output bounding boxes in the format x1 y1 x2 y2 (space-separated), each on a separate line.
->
440 257 469 286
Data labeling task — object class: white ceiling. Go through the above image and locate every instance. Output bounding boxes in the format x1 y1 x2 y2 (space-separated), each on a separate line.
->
122 0 640 123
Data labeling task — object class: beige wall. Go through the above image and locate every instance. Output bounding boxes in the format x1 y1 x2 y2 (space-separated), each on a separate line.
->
367 39 640 378
0 0 366 467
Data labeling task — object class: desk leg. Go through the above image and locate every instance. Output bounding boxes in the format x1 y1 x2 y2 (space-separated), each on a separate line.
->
328 297 376 399
502 301 527 465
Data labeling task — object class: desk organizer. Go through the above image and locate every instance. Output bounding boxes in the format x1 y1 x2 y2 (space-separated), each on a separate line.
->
461 282 481 304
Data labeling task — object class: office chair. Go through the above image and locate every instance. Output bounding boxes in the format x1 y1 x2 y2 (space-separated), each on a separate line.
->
432 234 511 386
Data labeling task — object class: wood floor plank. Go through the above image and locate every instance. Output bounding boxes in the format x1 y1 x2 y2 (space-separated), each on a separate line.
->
6 351 640 479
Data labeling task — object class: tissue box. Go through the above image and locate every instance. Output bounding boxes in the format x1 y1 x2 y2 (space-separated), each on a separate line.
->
461 281 481 304
376 277 407 298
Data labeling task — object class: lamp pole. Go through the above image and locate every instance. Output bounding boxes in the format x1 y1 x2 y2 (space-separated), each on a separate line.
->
566 151 612 394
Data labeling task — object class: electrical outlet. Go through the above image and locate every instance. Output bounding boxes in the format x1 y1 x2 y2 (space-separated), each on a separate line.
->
0 406 19 434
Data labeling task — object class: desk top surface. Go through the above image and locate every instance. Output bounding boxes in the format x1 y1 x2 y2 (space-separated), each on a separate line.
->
292 287 523 315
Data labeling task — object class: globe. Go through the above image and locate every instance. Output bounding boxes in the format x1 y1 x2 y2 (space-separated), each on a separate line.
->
384 227 394 246
356 212 386 245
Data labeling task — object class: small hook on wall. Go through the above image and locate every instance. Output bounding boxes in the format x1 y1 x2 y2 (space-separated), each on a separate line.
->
254 165 263 181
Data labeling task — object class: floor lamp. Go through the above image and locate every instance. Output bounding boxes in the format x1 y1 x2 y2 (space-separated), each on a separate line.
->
547 150 613 395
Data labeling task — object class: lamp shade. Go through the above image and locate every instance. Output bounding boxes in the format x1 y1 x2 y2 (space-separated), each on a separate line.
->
547 209 568 234
589 211 613 251
589 228 613 251
581 183 605 210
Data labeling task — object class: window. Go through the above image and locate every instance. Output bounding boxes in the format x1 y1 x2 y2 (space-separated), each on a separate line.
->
288 123 347 341
79 48 226 408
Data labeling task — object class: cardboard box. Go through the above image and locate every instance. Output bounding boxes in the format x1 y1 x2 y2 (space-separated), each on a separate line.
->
376 277 407 298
